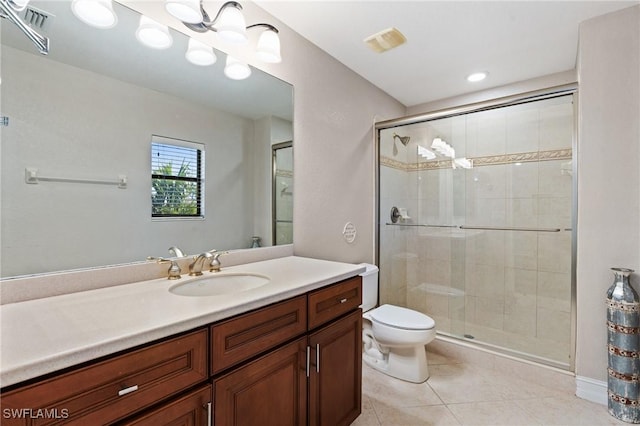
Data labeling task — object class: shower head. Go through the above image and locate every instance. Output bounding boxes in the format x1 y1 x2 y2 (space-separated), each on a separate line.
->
393 133 410 146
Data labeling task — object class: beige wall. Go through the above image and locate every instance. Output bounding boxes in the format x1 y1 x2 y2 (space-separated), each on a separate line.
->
576 5 640 382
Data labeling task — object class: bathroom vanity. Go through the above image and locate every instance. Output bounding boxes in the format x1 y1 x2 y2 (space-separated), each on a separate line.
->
0 256 364 425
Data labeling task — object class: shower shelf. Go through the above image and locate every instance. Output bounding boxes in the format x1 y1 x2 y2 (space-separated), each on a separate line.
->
385 223 563 232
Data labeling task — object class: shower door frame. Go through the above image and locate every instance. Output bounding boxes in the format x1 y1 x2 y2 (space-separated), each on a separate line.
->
374 83 578 372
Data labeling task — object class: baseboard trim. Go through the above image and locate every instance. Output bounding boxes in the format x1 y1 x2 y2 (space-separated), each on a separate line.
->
576 375 607 406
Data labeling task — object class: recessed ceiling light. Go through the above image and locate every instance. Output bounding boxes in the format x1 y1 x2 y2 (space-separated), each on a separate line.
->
467 72 488 82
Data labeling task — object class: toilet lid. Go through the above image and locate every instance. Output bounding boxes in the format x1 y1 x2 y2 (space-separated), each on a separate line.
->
369 304 435 330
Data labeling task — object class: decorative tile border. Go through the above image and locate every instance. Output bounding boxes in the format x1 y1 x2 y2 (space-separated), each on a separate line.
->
381 148 572 171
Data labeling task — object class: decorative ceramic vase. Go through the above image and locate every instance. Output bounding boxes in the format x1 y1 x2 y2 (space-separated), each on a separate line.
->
607 267 640 423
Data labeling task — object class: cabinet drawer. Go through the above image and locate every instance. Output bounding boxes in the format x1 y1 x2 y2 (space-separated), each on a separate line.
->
119 384 212 426
210 296 307 374
308 276 362 330
1 329 208 426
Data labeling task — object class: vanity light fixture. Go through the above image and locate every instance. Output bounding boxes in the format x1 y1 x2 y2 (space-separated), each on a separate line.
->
71 0 117 29
224 55 251 80
467 71 488 82
165 0 282 63
186 38 217 66
136 15 173 49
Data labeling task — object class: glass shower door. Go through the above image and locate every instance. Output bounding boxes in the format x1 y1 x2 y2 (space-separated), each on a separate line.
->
377 92 575 369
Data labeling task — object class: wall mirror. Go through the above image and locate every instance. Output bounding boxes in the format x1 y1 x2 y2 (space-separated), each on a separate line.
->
0 0 294 278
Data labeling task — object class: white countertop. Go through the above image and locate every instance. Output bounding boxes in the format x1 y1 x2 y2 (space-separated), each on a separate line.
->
0 256 365 388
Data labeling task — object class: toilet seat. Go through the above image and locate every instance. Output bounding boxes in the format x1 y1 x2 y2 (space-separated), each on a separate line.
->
368 304 435 331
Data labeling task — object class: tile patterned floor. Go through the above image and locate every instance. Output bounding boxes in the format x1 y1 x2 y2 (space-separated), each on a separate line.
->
353 351 627 426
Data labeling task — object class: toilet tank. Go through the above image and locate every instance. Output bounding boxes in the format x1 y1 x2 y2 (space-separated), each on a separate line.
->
359 263 379 312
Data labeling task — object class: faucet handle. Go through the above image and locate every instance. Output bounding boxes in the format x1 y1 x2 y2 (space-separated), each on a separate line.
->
166 260 182 280
148 256 182 280
209 251 229 272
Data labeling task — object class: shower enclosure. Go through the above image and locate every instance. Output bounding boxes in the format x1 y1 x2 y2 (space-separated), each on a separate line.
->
376 88 576 370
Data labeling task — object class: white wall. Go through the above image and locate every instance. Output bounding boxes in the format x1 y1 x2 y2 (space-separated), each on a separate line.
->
1 46 258 276
576 5 640 383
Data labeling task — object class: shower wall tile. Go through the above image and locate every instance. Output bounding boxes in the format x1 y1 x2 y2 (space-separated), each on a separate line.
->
538 233 572 273
424 292 449 318
504 232 538 270
466 109 507 157
467 231 506 266
504 307 537 337
504 267 538 310
467 198 507 227
421 232 453 261
506 198 539 228
506 161 539 198
537 307 571 343
538 271 571 312
420 258 452 287
473 264 506 301
467 164 507 199
538 196 572 229
506 105 540 154
539 101 574 151
474 296 505 330
538 160 572 197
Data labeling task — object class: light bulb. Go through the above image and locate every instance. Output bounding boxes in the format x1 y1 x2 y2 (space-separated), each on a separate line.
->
224 56 251 80
216 4 247 44
165 0 202 24
186 38 217 66
256 28 281 63
136 16 173 49
71 0 118 29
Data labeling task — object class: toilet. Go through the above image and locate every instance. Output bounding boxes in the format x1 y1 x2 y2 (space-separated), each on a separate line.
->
359 263 436 383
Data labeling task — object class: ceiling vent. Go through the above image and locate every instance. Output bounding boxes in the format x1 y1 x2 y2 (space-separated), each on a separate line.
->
364 27 406 53
21 5 54 31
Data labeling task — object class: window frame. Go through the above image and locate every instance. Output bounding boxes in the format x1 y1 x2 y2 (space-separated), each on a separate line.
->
151 135 205 220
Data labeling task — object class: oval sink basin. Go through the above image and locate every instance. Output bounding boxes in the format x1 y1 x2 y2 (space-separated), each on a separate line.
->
169 273 270 297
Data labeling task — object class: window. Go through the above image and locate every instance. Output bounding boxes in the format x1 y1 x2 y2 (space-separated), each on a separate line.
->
151 136 204 218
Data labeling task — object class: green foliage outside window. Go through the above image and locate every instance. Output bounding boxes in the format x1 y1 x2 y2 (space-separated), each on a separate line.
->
151 161 199 216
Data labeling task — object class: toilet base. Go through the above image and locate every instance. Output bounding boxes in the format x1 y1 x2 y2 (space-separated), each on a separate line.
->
363 343 430 383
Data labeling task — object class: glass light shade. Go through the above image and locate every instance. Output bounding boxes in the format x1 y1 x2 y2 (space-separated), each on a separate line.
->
186 38 217 66
216 5 247 44
256 29 281 63
165 0 202 24
71 0 118 29
224 56 251 80
8 0 29 11
136 16 173 49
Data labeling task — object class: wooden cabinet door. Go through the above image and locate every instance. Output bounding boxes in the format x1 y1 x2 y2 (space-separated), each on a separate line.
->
213 337 307 426
119 385 211 426
308 309 362 426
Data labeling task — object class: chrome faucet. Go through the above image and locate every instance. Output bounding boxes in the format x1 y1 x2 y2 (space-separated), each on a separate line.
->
188 252 213 276
168 246 186 257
